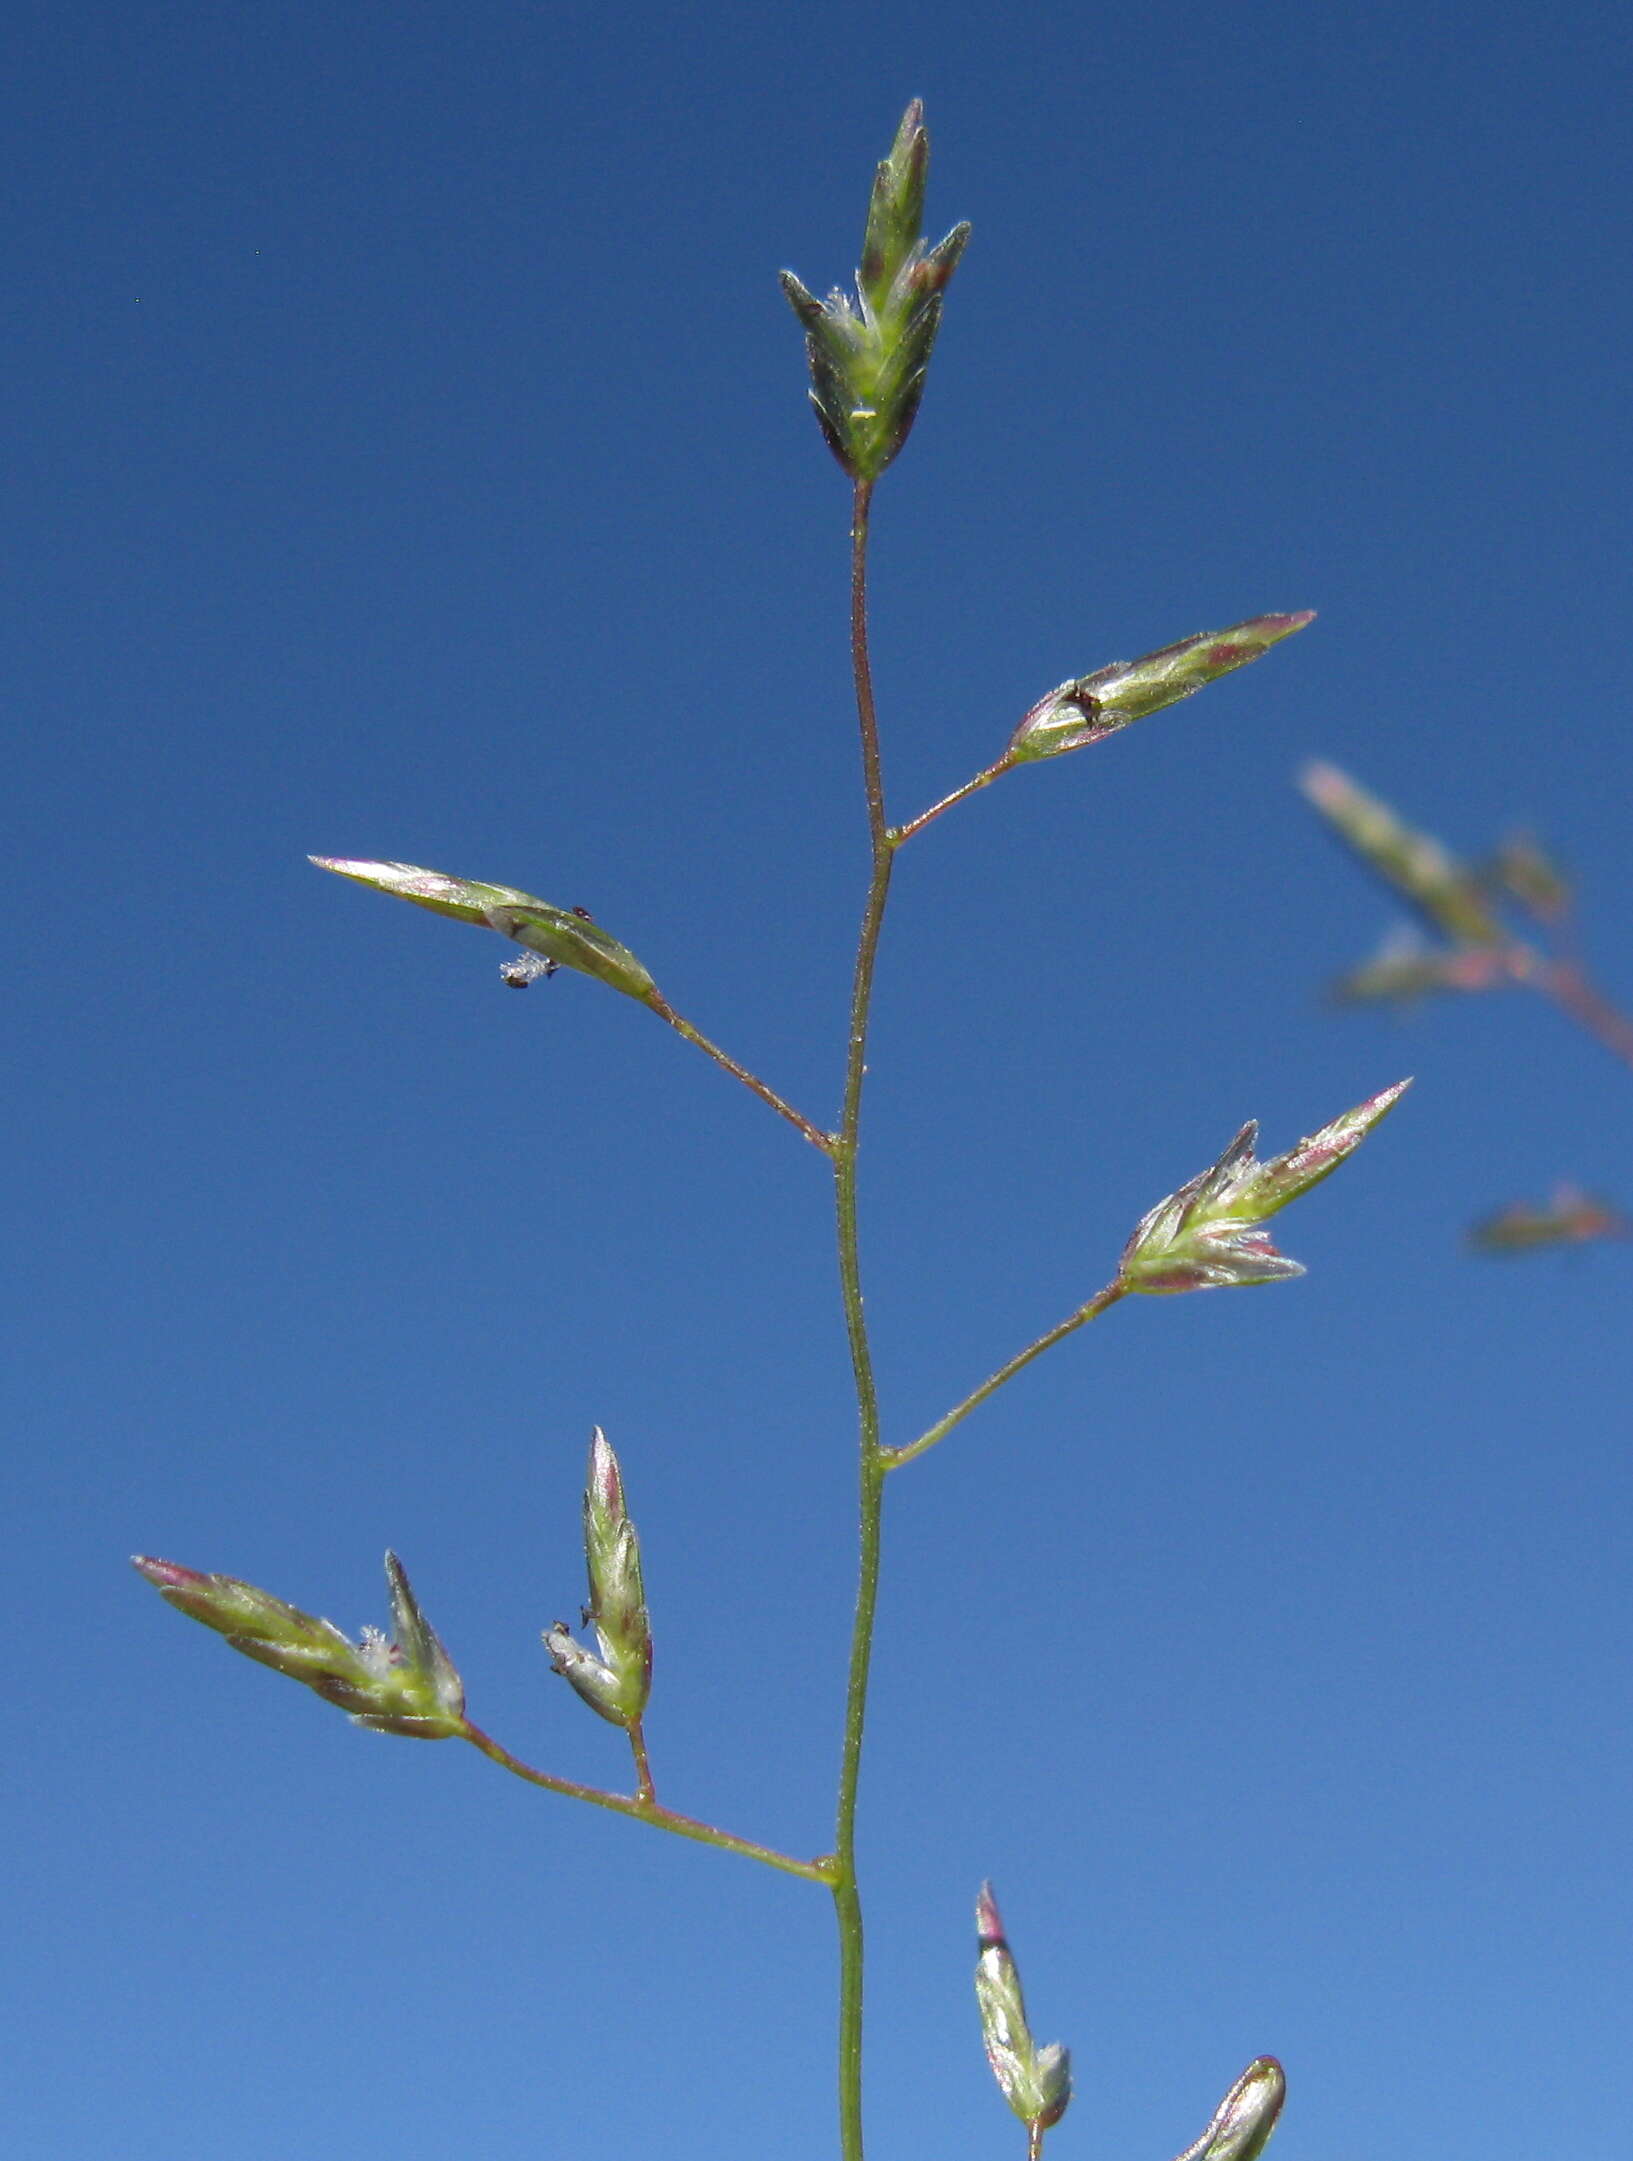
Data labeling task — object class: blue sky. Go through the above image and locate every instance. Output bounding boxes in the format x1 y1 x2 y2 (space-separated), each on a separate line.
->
9 2 1633 2155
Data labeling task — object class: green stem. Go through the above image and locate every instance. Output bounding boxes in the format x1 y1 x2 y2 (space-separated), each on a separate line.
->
629 1717 656 1804
887 1282 1127 1470
646 993 836 1152
832 477 894 2161
461 1721 832 1884
892 752 1017 846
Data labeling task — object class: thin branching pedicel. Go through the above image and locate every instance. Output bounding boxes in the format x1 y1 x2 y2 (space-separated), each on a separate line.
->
309 856 833 1149
136 100 1407 2161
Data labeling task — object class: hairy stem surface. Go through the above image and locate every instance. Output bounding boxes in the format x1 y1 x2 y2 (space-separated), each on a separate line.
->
461 1722 831 1883
647 993 835 1149
832 478 894 2161
893 752 1017 845
888 1283 1128 1469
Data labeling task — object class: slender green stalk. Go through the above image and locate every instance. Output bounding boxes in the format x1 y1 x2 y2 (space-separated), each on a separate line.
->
629 1717 656 1804
892 751 1018 846
646 992 836 1151
888 1283 1127 1469
461 1721 832 1884
846 481 889 850
831 477 895 2161
832 1445 886 2159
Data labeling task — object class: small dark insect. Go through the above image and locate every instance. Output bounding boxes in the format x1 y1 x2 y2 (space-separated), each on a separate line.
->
572 904 594 920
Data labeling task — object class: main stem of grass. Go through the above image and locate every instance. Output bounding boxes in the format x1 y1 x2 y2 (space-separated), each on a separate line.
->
832 477 893 2161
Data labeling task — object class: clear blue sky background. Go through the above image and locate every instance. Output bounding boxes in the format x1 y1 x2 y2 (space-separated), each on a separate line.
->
9 3 1632 2156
